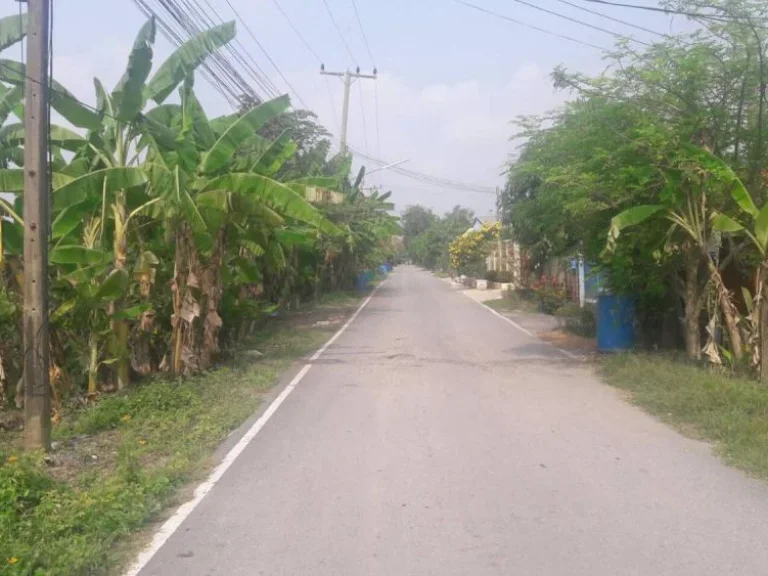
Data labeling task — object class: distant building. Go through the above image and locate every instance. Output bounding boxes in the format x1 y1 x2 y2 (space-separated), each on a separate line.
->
305 187 344 205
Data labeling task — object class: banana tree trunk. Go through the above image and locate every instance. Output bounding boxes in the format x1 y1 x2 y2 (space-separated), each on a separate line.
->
87 333 99 398
684 250 702 360
171 223 201 377
200 227 225 370
110 198 130 389
0 348 6 408
707 259 744 361
759 264 768 383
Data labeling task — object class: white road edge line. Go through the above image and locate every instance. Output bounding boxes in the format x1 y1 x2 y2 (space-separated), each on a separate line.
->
462 291 582 361
123 280 387 576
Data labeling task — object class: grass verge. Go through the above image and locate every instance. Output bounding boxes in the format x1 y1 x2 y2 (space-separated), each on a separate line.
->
0 293 360 576
599 353 768 479
485 292 539 314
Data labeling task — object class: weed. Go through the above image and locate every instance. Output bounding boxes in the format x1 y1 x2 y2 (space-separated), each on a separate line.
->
0 296 360 576
600 353 768 479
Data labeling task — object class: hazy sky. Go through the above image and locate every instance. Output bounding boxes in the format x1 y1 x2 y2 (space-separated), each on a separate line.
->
9 0 693 217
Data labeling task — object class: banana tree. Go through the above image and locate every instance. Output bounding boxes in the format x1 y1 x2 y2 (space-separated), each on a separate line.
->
711 159 768 379
142 85 340 375
50 18 237 389
50 217 135 397
607 144 745 362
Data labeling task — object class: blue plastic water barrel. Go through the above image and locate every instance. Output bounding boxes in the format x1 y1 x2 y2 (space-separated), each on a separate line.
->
597 294 636 352
379 264 389 275
356 271 370 291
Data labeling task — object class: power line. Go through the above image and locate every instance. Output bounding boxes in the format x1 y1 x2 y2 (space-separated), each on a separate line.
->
324 76 338 127
452 0 609 52
270 0 323 64
173 0 277 100
351 0 375 64
349 0 379 157
348 144 498 194
321 0 358 66
573 0 757 23
552 0 670 39
197 0 281 96
158 0 261 101
221 0 309 107
374 81 381 156
358 81 368 151
508 0 651 46
1 57 497 197
133 0 242 106
374 182 498 195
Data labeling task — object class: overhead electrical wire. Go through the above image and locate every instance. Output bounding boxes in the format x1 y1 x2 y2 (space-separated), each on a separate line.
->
574 0 766 23
132 0 243 106
325 76 339 127
374 82 381 156
552 0 670 39
358 82 369 151
348 144 498 194
270 0 323 64
197 0 281 96
221 0 309 107
321 0 359 66
452 0 610 51
507 0 651 46
351 0 375 64
0 60 499 197
349 0 377 154
157 0 259 100
172 0 275 100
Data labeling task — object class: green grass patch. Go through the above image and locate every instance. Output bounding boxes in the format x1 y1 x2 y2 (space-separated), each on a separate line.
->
0 297 358 576
485 290 539 314
600 353 768 479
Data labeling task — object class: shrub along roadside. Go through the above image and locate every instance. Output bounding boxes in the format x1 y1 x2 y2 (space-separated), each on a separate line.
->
599 354 768 480
0 294 360 576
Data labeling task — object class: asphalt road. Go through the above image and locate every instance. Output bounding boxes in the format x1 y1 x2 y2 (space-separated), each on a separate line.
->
137 266 768 576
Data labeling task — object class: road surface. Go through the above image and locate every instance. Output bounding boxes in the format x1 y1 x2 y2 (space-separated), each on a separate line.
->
137 267 768 576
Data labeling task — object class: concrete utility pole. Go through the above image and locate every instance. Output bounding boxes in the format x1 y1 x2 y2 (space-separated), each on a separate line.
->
496 187 504 273
320 65 377 154
23 0 51 451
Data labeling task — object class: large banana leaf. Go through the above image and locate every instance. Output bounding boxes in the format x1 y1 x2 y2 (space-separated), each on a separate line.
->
275 228 316 248
209 112 238 136
252 130 297 176
94 78 114 117
95 269 130 302
0 168 73 193
145 21 236 104
53 167 147 211
136 113 180 150
0 123 86 152
181 84 215 150
1 218 20 255
0 60 100 130
112 18 155 122
0 13 26 53
201 173 341 236
606 204 666 252
50 245 110 265
287 176 340 189
0 83 23 126
200 94 290 174
680 143 756 216
144 103 182 128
